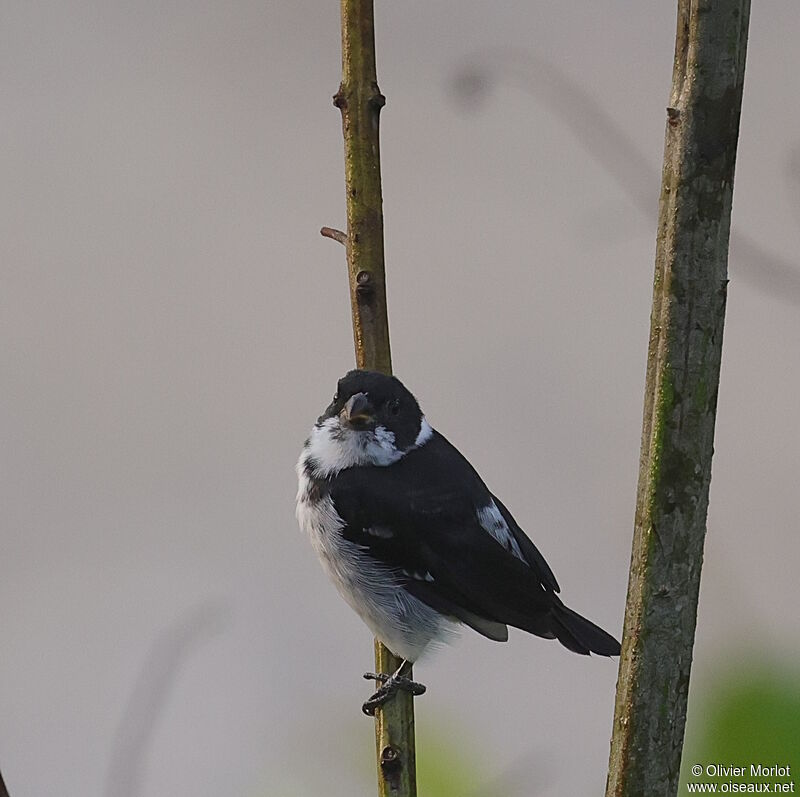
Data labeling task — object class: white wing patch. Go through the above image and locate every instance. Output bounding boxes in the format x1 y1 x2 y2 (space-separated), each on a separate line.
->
477 501 525 562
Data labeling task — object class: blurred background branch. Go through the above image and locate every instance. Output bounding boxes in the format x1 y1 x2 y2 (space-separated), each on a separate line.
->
104 603 228 797
449 44 800 306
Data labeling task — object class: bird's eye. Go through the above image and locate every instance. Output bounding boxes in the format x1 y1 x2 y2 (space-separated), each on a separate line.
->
332 393 339 404
388 398 401 416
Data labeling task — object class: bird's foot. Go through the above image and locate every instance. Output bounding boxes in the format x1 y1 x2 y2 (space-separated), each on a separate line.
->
361 669 426 716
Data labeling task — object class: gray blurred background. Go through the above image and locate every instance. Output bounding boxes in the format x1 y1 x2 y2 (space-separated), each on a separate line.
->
2 2 799 795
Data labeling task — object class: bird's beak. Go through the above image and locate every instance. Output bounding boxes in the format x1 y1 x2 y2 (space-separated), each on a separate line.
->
341 392 375 430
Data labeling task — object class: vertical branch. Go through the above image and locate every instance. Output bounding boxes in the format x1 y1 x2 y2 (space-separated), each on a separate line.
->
335 0 392 376
606 2 750 796
329 1 417 795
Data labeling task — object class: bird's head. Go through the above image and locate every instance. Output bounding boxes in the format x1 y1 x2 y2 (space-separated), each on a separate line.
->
303 370 432 475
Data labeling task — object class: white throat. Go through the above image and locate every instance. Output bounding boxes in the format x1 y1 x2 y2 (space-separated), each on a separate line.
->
299 415 434 479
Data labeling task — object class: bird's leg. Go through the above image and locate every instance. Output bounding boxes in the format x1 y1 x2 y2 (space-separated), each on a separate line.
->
364 657 412 686
362 659 426 716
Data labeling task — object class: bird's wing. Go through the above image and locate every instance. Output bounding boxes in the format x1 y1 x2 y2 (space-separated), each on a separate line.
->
490 493 560 593
328 431 560 640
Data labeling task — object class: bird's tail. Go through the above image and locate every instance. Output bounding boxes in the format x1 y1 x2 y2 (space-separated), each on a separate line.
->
549 600 621 656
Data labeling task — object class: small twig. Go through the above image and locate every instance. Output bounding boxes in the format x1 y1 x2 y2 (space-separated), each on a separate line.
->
320 226 348 246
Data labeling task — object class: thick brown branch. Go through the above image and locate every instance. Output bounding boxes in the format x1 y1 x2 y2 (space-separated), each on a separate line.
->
606 3 751 796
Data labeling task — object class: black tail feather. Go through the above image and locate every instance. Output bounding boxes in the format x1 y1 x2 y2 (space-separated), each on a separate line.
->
550 602 621 657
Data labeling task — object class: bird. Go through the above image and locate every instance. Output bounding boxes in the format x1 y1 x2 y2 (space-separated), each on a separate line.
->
296 369 621 714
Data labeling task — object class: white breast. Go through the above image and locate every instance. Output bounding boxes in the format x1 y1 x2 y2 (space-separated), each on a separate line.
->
295 453 456 662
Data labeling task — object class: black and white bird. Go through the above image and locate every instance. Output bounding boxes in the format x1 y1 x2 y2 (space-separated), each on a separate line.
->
296 369 620 713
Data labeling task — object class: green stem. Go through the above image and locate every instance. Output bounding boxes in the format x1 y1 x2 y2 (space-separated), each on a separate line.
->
606 2 750 796
335 0 392 377
332 1 417 795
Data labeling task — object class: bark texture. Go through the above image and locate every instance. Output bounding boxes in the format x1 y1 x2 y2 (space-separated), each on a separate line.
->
334 2 417 795
335 0 392 377
606 2 750 796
